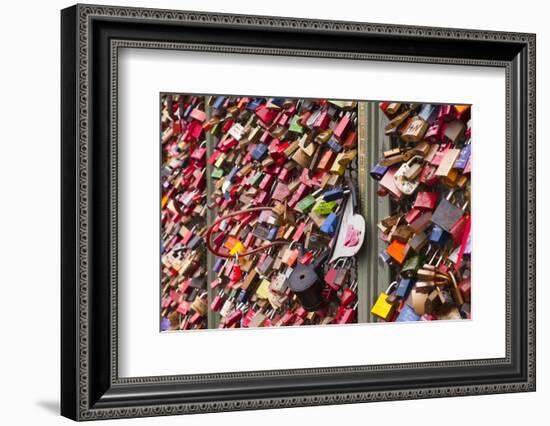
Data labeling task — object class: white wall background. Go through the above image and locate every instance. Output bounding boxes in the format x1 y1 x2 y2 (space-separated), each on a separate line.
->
0 0 546 424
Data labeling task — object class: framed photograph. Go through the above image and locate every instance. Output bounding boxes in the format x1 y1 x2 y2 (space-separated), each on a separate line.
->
61 4 536 421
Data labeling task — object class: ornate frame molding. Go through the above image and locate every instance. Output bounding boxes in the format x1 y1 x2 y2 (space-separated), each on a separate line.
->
61 4 536 420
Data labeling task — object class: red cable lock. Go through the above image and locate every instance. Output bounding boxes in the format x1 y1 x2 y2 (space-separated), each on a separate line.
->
205 206 291 258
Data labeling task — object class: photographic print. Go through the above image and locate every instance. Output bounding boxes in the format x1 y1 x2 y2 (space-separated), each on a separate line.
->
61 6 535 418
160 94 472 331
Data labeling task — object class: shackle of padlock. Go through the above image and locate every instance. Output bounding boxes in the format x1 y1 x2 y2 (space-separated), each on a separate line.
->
403 154 425 171
384 281 399 295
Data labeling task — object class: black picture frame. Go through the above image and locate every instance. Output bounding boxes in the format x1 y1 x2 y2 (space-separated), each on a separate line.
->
61 4 536 421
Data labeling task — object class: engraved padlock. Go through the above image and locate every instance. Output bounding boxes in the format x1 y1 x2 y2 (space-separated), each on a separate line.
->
393 155 424 195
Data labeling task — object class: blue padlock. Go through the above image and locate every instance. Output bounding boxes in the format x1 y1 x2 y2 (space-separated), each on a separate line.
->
212 96 226 110
327 137 343 153
270 98 285 107
320 213 338 235
378 250 394 266
429 225 449 245
418 103 436 123
182 103 194 118
251 143 268 161
454 144 471 170
237 288 250 304
396 278 415 299
223 187 232 200
213 257 226 273
226 166 240 183
246 98 264 111
396 304 421 322
267 226 279 241
370 162 389 181
323 188 345 201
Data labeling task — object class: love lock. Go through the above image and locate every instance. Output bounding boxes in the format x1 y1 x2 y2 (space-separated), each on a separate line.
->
393 155 424 195
288 245 330 311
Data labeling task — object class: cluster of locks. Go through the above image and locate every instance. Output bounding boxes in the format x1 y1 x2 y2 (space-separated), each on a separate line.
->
160 94 363 331
160 95 209 331
370 102 472 322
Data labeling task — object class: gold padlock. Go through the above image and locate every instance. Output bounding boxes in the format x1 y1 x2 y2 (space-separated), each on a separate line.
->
191 293 208 316
292 148 312 168
330 149 357 175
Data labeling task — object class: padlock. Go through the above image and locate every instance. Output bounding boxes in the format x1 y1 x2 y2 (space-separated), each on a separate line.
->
407 231 428 253
190 292 208 316
418 104 437 123
435 148 460 178
400 115 428 143
454 142 471 170
323 188 345 201
386 240 407 264
424 289 443 314
333 260 350 288
429 225 449 246
379 167 403 200
391 225 413 243
371 281 399 321
431 190 465 232
225 306 244 327
378 250 395 266
250 143 268 161
340 281 358 306
419 162 439 186
287 246 329 311
370 162 389 180
443 120 466 144
324 259 345 291
395 304 421 322
413 191 438 210
384 102 401 116
449 212 469 246
297 194 317 213
334 112 352 139
409 211 433 233
401 255 424 278
319 212 338 235
384 109 411 135
393 155 424 195
336 302 358 324
396 277 415 299
210 290 226 312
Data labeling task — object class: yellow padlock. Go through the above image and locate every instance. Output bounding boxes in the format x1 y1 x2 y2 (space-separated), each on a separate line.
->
255 279 271 299
229 241 245 256
330 149 357 175
214 152 226 169
371 281 399 321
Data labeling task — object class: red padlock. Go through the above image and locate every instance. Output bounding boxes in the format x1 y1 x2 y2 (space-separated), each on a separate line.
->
340 281 358 307
413 192 438 210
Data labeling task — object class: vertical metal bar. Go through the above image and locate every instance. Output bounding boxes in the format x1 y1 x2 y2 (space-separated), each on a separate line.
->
357 102 369 323
364 102 392 322
205 98 219 328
